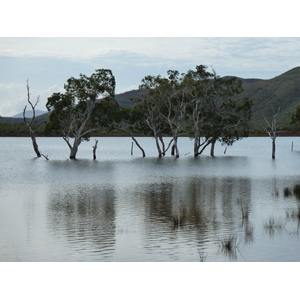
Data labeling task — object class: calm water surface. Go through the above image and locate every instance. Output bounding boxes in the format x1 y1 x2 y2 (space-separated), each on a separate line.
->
1 136 300 261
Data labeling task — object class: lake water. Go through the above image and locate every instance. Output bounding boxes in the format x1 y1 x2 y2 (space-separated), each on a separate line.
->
1 136 300 262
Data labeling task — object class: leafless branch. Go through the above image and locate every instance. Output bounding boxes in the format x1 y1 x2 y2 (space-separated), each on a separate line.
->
23 79 40 127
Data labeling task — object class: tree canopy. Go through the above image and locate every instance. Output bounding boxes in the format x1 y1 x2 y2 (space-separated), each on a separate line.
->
135 65 253 157
46 69 116 159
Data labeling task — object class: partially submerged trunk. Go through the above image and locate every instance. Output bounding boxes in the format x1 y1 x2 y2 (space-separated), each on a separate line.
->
23 80 42 158
69 147 79 159
159 136 166 156
152 129 163 157
264 108 280 160
64 137 82 159
194 136 212 156
210 137 217 157
29 127 41 157
154 136 163 157
272 138 276 159
194 134 200 157
154 135 170 157
118 128 146 157
171 136 179 158
93 139 98 160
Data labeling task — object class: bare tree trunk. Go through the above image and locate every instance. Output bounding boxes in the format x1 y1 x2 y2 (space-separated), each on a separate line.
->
160 137 174 156
23 80 42 158
198 138 212 155
29 127 41 157
194 136 212 156
154 136 163 157
69 138 81 159
210 137 217 157
159 136 166 156
264 107 280 160
93 139 98 160
172 136 179 158
194 135 200 157
118 128 146 157
272 138 276 159
171 144 175 156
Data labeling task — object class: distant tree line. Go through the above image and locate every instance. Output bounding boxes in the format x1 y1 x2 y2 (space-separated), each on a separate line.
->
0 122 45 136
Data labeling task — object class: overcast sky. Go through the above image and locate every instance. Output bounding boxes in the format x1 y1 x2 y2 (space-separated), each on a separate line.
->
1 2 299 117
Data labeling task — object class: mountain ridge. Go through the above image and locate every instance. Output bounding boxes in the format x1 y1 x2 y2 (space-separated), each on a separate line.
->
12 110 48 119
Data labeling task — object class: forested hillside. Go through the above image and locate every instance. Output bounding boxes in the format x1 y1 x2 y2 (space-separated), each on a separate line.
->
236 67 300 129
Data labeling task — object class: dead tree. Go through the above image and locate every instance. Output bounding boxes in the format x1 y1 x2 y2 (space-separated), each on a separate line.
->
23 80 43 158
264 107 281 159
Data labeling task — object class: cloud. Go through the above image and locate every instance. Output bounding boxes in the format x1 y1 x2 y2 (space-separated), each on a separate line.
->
0 83 25 117
1 37 300 71
0 82 61 117
1 37 300 116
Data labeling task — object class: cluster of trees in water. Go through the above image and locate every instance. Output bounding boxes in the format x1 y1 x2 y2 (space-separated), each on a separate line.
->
23 64 296 160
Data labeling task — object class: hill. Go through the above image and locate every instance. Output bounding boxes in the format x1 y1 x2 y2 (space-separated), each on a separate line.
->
235 67 300 129
12 110 48 118
0 112 50 124
114 89 145 107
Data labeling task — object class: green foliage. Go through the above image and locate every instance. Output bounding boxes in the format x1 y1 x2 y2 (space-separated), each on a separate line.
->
136 65 253 156
236 66 300 129
46 69 116 139
290 104 300 126
45 92 74 136
45 69 116 158
64 69 115 101
0 122 45 136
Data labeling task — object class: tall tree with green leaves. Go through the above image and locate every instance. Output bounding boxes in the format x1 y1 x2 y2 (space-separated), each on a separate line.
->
163 70 190 158
183 65 218 156
139 71 189 158
138 75 171 157
46 69 116 159
200 75 252 156
136 65 252 158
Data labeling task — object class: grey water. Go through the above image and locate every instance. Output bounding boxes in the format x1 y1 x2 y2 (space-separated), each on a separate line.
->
1 136 300 261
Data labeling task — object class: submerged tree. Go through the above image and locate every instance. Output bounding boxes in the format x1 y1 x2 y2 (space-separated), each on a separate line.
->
137 65 252 157
46 69 116 159
198 75 252 157
264 107 281 159
183 65 218 156
135 75 178 157
162 70 189 158
138 70 191 158
23 80 47 159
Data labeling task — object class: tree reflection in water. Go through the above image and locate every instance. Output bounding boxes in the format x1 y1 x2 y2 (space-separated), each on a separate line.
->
48 185 116 259
135 176 252 260
45 178 300 261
